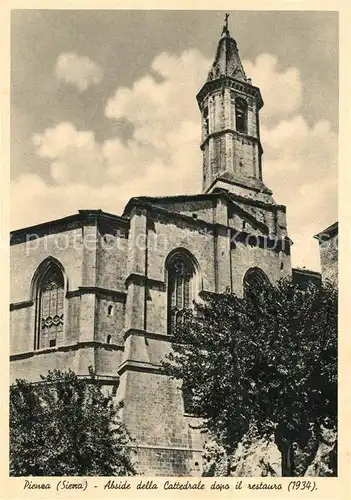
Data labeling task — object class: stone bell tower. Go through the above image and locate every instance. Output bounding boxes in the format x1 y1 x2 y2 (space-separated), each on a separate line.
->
197 18 271 200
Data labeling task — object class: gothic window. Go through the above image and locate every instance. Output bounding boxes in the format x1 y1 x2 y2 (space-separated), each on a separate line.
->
35 263 64 350
243 267 269 297
235 97 248 134
167 254 195 335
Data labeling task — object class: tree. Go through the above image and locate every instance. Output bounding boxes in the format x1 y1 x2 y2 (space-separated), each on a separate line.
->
10 368 136 476
162 277 337 476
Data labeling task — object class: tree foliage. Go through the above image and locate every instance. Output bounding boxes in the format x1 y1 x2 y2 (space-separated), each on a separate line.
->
10 368 136 476
162 277 337 476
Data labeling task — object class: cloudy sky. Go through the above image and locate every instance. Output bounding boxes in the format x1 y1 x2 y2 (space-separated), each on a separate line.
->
11 10 338 270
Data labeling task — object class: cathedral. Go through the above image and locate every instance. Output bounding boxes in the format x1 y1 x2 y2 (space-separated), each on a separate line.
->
10 22 331 476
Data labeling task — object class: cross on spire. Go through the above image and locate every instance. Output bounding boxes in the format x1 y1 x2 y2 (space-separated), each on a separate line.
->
222 12 230 36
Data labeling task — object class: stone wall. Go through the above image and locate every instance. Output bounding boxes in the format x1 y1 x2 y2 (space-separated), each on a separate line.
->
10 227 83 304
10 216 129 383
319 234 338 285
152 199 215 225
230 241 290 297
96 228 129 291
95 297 125 345
10 349 78 384
10 195 291 474
10 227 84 356
117 368 204 475
314 222 338 286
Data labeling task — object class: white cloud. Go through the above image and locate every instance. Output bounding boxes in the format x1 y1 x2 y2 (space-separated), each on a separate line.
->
262 115 337 270
32 122 105 185
12 49 337 270
243 53 302 123
54 52 103 91
29 49 208 193
105 49 209 150
262 116 337 195
11 174 124 230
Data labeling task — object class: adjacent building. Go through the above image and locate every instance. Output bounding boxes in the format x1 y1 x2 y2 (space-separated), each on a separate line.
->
314 222 338 285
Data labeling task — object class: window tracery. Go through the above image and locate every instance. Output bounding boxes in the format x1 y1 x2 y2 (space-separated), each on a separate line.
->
35 263 64 350
167 254 196 335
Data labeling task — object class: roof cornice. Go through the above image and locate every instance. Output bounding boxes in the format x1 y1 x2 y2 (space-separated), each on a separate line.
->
10 209 129 245
196 76 263 109
313 221 338 240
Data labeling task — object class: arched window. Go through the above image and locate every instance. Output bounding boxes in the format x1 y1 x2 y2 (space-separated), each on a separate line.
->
235 97 248 134
35 261 64 350
167 253 196 335
243 267 269 297
106 334 112 344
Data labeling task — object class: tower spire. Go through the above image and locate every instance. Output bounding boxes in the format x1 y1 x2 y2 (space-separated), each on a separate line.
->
207 16 246 82
196 19 269 197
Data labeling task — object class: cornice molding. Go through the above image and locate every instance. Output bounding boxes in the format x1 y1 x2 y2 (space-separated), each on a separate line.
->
125 200 231 238
10 210 129 246
206 177 272 197
314 221 338 240
196 76 263 109
10 300 34 311
66 286 127 302
117 359 164 376
214 187 286 212
125 273 166 291
13 374 120 387
10 340 124 361
123 328 174 342
200 128 262 153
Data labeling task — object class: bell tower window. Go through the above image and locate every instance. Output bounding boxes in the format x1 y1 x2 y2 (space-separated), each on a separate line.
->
203 105 209 136
235 97 248 134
